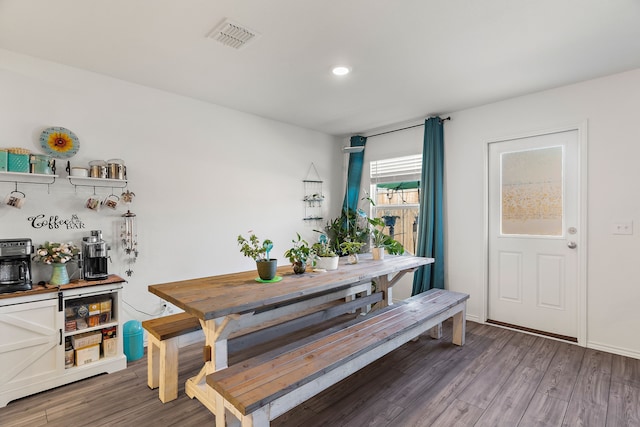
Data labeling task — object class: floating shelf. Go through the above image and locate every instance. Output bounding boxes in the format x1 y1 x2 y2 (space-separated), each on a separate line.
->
68 176 128 189
0 171 58 185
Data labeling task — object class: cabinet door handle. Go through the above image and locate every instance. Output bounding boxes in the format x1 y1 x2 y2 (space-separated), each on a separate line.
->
59 329 63 346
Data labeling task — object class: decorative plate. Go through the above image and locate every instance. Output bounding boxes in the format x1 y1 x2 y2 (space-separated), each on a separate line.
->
255 276 283 283
40 127 80 158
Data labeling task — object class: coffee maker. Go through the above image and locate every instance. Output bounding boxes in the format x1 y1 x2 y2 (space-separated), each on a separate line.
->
81 230 110 281
0 238 33 293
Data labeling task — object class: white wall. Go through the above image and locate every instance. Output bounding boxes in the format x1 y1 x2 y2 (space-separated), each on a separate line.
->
0 49 343 324
445 68 640 359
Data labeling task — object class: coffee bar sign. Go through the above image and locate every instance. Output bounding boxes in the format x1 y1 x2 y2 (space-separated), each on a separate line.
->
27 214 86 230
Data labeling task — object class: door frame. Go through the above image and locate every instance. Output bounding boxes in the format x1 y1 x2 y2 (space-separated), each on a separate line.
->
482 121 588 346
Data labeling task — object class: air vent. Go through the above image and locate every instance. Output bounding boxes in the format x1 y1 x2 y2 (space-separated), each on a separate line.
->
207 19 260 49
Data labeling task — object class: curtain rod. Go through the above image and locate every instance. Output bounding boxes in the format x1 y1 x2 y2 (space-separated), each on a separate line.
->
365 116 451 138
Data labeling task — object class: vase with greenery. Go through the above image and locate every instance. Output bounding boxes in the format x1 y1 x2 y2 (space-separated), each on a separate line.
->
339 240 366 264
237 233 277 281
33 241 79 286
284 233 311 274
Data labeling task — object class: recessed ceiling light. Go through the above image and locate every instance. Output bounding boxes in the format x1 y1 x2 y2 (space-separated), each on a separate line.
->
332 66 351 76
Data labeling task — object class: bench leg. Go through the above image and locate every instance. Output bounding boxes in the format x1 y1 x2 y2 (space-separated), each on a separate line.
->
159 337 180 403
147 335 160 390
215 391 226 427
242 407 269 427
452 305 466 346
429 323 443 339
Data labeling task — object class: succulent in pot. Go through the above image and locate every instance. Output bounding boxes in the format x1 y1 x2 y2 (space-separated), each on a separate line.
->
237 233 277 281
284 233 311 274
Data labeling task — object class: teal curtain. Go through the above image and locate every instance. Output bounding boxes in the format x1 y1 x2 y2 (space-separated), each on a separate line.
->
342 135 367 213
412 117 445 294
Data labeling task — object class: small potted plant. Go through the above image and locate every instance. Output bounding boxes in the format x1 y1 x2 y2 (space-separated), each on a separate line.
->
311 237 339 271
371 229 387 260
237 233 277 281
369 217 405 260
339 240 366 264
284 233 311 274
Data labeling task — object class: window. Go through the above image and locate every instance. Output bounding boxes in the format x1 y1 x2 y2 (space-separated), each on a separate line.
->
369 154 422 255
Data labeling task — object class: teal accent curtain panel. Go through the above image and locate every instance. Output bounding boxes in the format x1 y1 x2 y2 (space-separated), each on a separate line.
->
342 135 367 213
412 117 445 294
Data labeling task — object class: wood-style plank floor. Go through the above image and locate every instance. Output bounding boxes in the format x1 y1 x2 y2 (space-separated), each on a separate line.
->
2 321 639 426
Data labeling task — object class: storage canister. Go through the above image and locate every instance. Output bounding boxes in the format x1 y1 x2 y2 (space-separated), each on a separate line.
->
0 149 7 171
70 167 89 177
30 154 54 175
123 320 144 361
106 158 126 180
7 148 30 173
89 160 107 178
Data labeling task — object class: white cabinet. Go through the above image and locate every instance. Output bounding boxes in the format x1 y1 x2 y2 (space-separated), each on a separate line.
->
0 293 60 407
0 279 127 407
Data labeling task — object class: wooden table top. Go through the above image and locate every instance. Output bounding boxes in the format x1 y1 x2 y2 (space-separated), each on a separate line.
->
148 254 433 321
0 274 126 301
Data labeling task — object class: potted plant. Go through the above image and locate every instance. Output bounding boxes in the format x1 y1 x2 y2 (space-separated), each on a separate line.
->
370 216 405 260
284 233 311 274
311 237 339 271
33 241 80 285
371 229 387 260
237 233 277 281
339 240 366 264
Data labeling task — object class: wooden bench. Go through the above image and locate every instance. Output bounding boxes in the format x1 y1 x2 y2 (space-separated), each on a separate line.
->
142 312 202 403
206 288 469 426
143 285 379 403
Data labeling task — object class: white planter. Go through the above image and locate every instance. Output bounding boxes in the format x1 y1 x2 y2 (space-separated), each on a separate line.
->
314 256 339 270
372 247 385 260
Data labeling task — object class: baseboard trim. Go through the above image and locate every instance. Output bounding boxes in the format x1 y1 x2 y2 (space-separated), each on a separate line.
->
587 340 640 360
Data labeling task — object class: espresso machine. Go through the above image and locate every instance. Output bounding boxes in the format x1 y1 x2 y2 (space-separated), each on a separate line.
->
0 238 33 293
81 230 110 281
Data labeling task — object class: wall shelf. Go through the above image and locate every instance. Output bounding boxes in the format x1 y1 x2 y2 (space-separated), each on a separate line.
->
303 164 324 222
0 171 57 186
68 176 128 190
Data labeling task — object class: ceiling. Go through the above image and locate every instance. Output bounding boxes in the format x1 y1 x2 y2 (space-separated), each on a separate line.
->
1 0 640 137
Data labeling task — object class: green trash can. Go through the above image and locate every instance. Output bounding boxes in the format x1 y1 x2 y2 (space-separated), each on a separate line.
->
123 320 144 362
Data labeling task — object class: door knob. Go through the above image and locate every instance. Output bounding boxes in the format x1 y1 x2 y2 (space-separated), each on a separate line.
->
567 241 577 249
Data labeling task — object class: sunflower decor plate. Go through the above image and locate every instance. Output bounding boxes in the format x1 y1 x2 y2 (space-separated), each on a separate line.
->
40 127 80 158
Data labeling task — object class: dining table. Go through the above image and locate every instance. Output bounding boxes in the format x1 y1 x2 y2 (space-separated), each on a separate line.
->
148 253 433 414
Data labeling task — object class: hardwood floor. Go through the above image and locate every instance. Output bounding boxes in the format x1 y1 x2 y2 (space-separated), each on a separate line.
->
2 321 639 426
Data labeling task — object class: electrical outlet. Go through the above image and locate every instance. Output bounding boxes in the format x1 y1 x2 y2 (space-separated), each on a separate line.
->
612 220 633 235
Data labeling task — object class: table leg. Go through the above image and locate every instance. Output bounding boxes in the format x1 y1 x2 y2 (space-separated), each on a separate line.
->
185 317 230 413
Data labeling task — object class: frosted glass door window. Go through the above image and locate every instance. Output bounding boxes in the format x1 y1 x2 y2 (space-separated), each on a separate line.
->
501 146 563 236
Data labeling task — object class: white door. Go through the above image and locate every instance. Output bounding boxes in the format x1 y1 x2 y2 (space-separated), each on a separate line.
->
488 129 581 340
